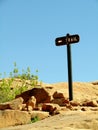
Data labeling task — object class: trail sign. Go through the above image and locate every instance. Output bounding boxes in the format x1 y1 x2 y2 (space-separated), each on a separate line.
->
55 34 80 46
55 33 80 101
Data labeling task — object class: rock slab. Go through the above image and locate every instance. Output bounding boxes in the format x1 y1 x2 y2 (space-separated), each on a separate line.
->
0 110 31 128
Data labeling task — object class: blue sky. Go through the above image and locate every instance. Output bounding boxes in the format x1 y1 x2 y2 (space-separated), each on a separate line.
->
0 0 98 83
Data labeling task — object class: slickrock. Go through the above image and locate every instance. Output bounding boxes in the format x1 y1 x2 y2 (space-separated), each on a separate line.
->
0 110 31 128
0 81 98 129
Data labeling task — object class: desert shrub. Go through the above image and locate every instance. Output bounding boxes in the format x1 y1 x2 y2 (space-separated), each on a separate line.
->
0 79 14 102
12 62 38 80
0 62 39 103
0 78 28 103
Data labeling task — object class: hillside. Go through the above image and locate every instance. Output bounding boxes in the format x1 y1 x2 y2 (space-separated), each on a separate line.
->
0 80 98 130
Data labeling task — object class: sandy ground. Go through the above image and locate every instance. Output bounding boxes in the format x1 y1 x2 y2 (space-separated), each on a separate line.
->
1 111 98 130
0 81 98 130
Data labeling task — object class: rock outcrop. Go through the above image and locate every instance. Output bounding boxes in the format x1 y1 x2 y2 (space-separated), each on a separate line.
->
16 87 51 104
0 82 98 128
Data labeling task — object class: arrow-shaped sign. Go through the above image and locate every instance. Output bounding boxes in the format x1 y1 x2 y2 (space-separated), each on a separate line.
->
55 34 80 46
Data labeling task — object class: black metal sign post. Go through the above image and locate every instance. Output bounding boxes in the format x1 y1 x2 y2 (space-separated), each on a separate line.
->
55 33 80 101
67 43 73 101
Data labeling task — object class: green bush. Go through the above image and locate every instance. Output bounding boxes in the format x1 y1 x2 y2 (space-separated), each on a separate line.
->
0 62 39 103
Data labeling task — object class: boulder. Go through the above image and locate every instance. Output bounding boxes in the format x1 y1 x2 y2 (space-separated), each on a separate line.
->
26 96 36 110
82 100 98 107
16 87 51 104
52 91 69 106
42 103 60 115
70 100 80 106
27 106 33 111
0 110 31 128
92 81 98 85
9 97 24 110
0 97 24 110
0 103 10 110
53 91 65 99
81 107 90 111
51 98 66 106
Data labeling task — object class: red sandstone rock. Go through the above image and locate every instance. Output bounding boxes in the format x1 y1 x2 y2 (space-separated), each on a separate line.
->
26 96 36 110
51 98 66 106
53 91 65 99
82 100 98 107
70 100 80 106
42 103 60 115
16 87 51 104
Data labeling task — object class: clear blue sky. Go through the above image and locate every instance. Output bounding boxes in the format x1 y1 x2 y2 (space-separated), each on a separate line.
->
0 0 98 83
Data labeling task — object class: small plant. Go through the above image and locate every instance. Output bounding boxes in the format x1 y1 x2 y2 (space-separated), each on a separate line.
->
31 116 39 123
13 62 19 78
